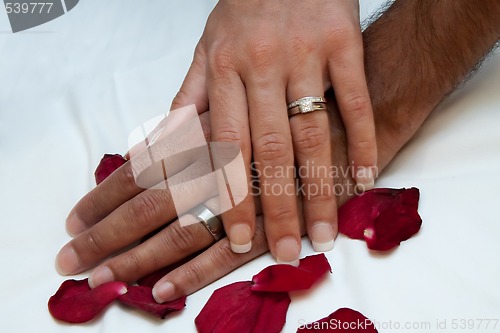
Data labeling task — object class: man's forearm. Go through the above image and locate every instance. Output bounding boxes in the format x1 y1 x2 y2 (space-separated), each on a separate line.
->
359 0 499 166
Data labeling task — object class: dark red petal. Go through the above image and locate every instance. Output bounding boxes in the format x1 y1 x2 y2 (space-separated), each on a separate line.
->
297 308 378 332
48 278 127 323
118 286 186 319
195 281 290 333
251 254 331 292
364 199 422 251
94 154 127 185
338 188 421 250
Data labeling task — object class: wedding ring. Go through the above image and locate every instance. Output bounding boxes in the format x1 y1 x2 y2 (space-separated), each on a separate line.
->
287 96 327 117
188 204 225 241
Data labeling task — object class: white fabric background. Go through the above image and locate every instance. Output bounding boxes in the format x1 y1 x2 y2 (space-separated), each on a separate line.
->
1 1 499 332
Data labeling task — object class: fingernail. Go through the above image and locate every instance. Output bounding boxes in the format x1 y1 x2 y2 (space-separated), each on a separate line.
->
89 266 114 288
356 166 375 191
55 245 80 275
311 222 335 252
276 236 300 267
153 281 175 303
228 224 252 253
66 211 86 237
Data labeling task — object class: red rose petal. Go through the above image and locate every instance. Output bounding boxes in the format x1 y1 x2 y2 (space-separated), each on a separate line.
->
94 154 127 185
118 286 186 319
251 254 331 292
297 308 378 332
338 188 421 251
195 281 291 333
48 278 127 323
364 200 422 251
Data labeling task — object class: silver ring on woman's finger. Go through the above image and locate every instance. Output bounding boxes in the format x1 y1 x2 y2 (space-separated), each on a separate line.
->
188 204 225 241
287 96 327 117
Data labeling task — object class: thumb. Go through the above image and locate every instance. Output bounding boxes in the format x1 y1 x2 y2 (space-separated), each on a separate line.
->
171 39 209 113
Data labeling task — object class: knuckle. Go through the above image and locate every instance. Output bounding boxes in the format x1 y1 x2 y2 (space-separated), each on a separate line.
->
179 261 205 287
165 223 197 253
82 192 103 221
82 231 106 257
122 251 144 276
212 127 242 144
289 36 315 60
343 94 371 122
254 132 292 164
119 164 139 192
194 40 207 60
209 47 235 76
293 124 329 155
305 189 335 203
267 204 296 224
349 137 376 152
208 241 240 271
247 38 277 71
171 89 190 109
127 193 160 227
212 127 251 156
325 24 358 50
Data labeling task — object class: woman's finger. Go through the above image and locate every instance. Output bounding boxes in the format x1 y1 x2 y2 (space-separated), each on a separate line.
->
328 25 377 190
287 59 337 253
246 70 302 266
206 48 256 254
170 39 209 113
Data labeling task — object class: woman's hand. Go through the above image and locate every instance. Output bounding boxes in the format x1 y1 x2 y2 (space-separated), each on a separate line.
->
172 0 377 263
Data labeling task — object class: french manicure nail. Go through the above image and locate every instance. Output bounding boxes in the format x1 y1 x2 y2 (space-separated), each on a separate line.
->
55 245 80 275
356 166 375 191
228 224 252 253
66 211 86 237
89 266 114 288
276 236 300 267
153 281 175 303
311 222 335 252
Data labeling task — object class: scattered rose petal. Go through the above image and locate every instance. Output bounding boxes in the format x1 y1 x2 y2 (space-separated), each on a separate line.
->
94 154 127 185
297 308 378 332
364 202 422 251
251 254 331 292
118 286 186 319
195 281 290 333
48 279 127 323
338 188 421 251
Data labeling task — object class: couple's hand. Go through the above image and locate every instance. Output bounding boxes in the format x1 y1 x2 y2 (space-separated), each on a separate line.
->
56 107 363 303
56 0 498 304
54 0 411 304
171 0 377 263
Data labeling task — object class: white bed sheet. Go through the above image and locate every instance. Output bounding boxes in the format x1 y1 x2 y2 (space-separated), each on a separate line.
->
1 1 499 332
